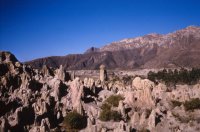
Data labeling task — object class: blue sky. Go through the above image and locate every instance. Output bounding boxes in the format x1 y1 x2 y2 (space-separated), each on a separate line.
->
0 0 200 62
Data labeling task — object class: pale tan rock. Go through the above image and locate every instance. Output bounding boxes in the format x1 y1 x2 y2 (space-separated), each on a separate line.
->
118 100 126 120
48 78 64 101
84 77 95 89
99 65 107 82
132 77 155 107
0 118 8 132
171 84 200 102
70 77 84 115
131 112 140 128
120 91 135 107
139 111 147 126
55 65 70 81
114 121 130 132
148 110 156 131
41 65 53 77
20 73 29 89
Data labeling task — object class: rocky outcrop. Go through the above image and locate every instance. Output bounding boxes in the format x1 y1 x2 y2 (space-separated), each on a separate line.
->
118 100 126 120
1 51 200 132
0 51 71 131
41 65 54 77
0 51 18 63
84 77 95 89
132 77 155 107
55 65 70 81
69 77 84 115
99 65 107 82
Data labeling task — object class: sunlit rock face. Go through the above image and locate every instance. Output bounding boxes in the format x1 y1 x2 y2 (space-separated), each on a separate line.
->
131 77 155 108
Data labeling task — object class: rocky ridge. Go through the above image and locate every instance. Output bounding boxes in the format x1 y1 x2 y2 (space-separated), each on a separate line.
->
26 26 200 70
100 26 200 51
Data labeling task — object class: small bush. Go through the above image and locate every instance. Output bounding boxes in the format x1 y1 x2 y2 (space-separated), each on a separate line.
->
99 109 121 121
99 109 111 121
139 128 150 132
63 111 87 130
184 98 200 111
110 110 121 121
106 95 124 107
101 103 111 110
172 112 194 123
171 100 182 108
99 95 123 122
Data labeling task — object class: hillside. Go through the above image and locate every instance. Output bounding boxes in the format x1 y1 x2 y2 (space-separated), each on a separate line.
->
26 26 200 70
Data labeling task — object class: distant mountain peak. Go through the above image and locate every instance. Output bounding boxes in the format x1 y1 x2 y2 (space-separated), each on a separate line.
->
27 25 200 70
99 25 200 52
145 33 162 36
185 25 200 29
173 25 200 34
84 47 99 54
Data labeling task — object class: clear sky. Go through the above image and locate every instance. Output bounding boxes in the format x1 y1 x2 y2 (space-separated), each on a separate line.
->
0 0 200 62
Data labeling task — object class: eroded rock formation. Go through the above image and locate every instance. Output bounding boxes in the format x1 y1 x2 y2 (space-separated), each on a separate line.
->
1 51 200 132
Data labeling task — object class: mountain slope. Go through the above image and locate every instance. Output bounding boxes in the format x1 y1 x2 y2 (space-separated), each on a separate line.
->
26 26 200 70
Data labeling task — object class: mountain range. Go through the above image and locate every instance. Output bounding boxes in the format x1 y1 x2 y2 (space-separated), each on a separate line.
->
26 26 200 70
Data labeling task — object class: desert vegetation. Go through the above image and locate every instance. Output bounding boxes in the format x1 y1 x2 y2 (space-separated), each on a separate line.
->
99 95 123 121
148 68 200 85
171 98 200 111
171 100 182 108
63 111 87 131
184 98 200 111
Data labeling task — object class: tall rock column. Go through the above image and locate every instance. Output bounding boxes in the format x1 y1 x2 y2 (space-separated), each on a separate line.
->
99 64 107 82
57 65 65 81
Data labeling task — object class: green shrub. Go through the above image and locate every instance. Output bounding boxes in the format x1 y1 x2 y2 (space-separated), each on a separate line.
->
101 103 111 110
184 98 200 111
99 109 111 121
99 109 121 121
63 111 87 130
99 95 123 122
171 100 182 107
110 110 121 121
105 95 124 107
